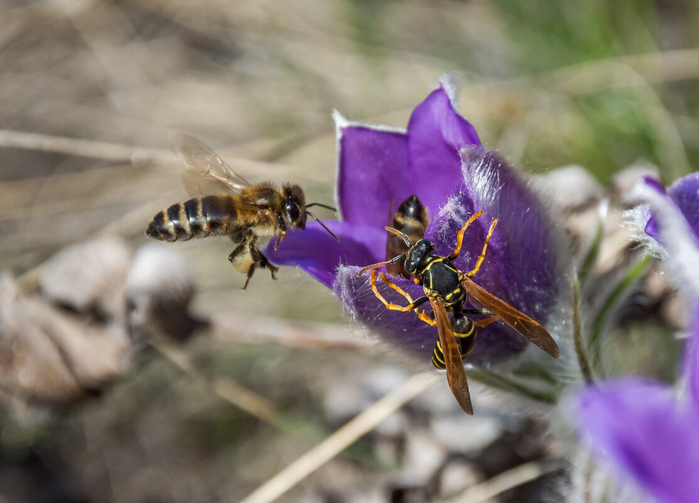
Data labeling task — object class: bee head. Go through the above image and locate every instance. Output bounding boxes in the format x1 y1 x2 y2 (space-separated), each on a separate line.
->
282 184 306 228
404 239 434 274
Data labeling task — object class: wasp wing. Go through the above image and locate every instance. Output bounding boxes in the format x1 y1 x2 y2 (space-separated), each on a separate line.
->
430 295 473 415
461 277 559 359
172 133 251 197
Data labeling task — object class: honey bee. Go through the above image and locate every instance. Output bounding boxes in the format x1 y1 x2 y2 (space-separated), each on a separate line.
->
146 134 338 289
385 195 429 278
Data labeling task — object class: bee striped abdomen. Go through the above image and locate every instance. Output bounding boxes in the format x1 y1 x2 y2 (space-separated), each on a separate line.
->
146 195 239 242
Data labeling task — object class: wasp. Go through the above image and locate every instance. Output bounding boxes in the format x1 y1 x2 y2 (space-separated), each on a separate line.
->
359 210 559 414
385 195 429 278
146 134 338 289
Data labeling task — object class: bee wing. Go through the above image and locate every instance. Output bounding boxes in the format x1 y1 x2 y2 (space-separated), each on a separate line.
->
430 295 473 415
461 277 560 359
172 134 251 196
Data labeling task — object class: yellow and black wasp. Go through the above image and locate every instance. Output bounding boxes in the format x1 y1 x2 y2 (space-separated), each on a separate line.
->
359 210 559 415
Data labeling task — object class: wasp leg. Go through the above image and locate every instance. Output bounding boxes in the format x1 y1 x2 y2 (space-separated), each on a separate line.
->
369 270 429 312
370 272 436 327
473 316 497 328
466 218 499 278
416 310 437 326
449 210 484 260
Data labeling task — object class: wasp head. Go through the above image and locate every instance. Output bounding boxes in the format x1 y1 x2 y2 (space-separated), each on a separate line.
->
282 184 307 229
404 239 434 274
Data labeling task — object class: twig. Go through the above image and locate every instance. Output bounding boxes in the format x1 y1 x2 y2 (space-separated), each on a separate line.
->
446 460 562 503
0 129 300 178
539 48 699 96
211 314 374 351
238 372 436 503
150 335 276 422
0 129 171 162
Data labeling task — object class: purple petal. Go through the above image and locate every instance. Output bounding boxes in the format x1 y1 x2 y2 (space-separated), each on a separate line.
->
689 304 699 411
644 214 658 240
643 176 666 195
266 221 386 288
333 265 528 364
425 149 562 341
335 115 411 229
668 173 699 241
631 179 699 302
577 380 699 503
406 80 481 217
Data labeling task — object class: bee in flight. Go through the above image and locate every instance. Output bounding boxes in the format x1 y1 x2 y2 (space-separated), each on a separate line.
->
146 134 338 289
359 209 559 415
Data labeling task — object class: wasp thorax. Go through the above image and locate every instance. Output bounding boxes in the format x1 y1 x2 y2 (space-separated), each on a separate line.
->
282 184 306 228
404 239 434 274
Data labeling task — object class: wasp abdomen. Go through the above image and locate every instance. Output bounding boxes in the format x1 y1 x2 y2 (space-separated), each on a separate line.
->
146 195 239 242
431 316 475 369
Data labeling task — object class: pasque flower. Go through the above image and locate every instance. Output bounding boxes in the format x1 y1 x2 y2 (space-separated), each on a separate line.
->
630 174 699 301
643 173 699 244
267 78 564 364
575 305 699 503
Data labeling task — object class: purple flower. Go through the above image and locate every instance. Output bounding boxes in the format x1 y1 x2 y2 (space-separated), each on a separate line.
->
630 174 699 302
643 174 699 244
575 306 699 503
267 78 563 364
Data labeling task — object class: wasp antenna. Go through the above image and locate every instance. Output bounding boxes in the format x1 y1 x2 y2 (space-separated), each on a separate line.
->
357 254 407 276
307 212 339 242
385 226 412 248
306 203 337 212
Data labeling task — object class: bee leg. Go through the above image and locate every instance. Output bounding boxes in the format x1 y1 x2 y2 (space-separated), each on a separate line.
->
242 263 257 290
248 238 279 281
466 217 499 278
239 237 261 290
274 231 287 251
274 215 287 250
257 252 279 279
228 242 247 263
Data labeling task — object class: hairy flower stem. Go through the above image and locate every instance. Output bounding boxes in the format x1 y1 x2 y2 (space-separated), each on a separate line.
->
574 275 594 384
578 199 608 287
466 368 558 404
588 254 652 377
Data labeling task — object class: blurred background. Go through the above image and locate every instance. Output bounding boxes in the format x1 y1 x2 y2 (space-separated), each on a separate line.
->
0 0 698 501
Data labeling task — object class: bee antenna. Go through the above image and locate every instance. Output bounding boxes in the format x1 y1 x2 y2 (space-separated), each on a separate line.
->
307 212 339 242
306 203 337 212
385 226 412 248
